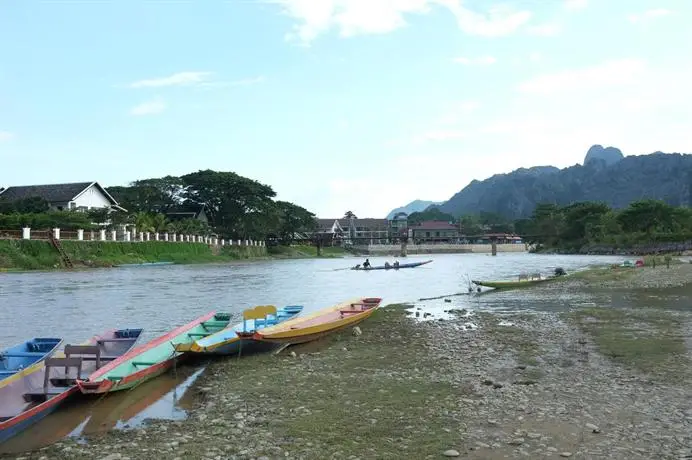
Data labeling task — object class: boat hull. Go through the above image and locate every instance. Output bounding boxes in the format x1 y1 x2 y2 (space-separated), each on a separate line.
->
0 338 63 386
185 306 304 356
78 312 228 395
352 260 432 271
253 297 382 345
0 328 143 443
472 278 555 289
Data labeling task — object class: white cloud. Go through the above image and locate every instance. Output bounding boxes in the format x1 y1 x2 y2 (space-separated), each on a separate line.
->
628 9 671 24
453 55 497 65
276 0 532 44
0 131 14 141
198 75 266 88
564 0 588 10
527 22 561 36
128 71 213 88
529 51 542 62
130 98 167 116
517 58 646 94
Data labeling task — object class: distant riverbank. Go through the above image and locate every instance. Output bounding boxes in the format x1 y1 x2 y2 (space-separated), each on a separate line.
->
533 241 692 256
0 240 348 271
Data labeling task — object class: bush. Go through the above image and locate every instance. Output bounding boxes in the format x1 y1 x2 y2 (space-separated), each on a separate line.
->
0 211 97 231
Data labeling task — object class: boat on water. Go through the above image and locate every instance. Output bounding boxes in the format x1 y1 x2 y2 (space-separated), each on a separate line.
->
177 305 304 355
351 260 432 271
0 338 62 385
76 312 230 395
115 261 175 268
252 297 383 345
0 328 143 444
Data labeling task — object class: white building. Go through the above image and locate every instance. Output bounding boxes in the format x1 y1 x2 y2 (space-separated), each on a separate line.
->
0 181 126 212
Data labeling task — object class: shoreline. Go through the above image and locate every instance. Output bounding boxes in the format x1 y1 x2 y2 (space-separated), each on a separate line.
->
5 264 689 459
0 241 351 272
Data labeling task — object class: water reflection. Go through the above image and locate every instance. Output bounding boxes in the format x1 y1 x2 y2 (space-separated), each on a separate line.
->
0 364 204 454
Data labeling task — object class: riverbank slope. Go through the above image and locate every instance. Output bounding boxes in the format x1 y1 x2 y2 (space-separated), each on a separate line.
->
0 240 348 271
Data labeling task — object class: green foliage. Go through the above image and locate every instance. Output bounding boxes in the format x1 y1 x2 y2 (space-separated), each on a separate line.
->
518 199 692 250
274 201 316 244
0 196 50 214
407 208 455 226
0 211 97 231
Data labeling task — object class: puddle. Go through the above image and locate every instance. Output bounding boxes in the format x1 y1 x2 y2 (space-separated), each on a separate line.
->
0 364 206 454
405 300 479 325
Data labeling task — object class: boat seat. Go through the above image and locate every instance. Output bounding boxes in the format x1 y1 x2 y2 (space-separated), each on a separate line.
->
107 376 124 381
23 391 67 402
340 310 364 316
65 345 105 369
132 361 156 367
201 321 229 328
188 333 209 338
0 370 17 375
97 338 135 343
79 355 119 361
0 351 46 358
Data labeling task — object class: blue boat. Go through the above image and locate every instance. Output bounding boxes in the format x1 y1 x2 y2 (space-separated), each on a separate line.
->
0 338 62 384
178 305 304 355
0 328 143 444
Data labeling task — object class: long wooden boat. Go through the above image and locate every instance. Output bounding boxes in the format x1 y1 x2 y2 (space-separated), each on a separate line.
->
0 328 143 444
351 260 432 271
0 338 62 385
472 277 556 289
76 312 230 395
178 305 304 355
252 297 383 345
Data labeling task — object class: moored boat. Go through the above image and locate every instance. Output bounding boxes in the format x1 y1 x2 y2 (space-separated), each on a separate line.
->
76 312 230 395
178 305 304 355
252 297 383 345
351 260 432 271
472 277 556 289
0 328 143 444
0 338 62 385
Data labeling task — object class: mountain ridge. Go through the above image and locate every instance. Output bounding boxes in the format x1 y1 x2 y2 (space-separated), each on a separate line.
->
432 146 692 219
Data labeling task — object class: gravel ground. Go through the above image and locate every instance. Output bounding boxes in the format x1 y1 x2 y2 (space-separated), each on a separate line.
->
4 265 692 460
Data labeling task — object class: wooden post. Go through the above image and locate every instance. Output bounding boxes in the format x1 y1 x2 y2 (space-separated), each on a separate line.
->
491 238 497 256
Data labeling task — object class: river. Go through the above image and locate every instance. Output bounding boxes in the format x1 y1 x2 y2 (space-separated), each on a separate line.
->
0 253 624 348
0 252 668 453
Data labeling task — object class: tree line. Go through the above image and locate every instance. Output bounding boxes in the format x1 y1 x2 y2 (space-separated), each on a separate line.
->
514 200 692 250
0 170 318 243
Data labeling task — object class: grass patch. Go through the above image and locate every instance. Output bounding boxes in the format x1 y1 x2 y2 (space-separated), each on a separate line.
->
479 313 542 368
0 240 347 270
190 304 465 458
569 307 689 381
566 265 638 283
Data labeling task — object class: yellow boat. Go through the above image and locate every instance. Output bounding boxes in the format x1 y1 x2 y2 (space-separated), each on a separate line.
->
251 297 382 345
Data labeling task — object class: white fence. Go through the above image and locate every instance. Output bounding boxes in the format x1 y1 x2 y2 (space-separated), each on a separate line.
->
2 227 265 247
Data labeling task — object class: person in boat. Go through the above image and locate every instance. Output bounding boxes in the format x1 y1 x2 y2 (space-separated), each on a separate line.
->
384 261 391 269
393 260 400 268
363 258 371 269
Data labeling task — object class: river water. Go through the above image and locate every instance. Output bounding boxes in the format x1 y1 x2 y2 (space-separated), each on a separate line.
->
0 253 625 348
0 252 634 452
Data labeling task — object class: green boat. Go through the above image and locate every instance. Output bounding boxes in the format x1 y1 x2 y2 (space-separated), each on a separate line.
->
472 277 557 290
76 311 231 395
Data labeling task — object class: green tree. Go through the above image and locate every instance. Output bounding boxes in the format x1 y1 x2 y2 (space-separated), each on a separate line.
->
407 208 455 226
617 200 676 234
181 170 277 238
276 201 317 244
561 202 611 244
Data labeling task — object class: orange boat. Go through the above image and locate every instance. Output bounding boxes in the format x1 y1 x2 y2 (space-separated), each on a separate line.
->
251 297 382 345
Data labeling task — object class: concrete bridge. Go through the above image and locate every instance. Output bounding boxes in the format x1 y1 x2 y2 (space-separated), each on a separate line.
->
353 242 529 256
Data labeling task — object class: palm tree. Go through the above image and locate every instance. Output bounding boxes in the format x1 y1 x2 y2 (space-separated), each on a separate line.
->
343 211 357 241
344 211 357 220
151 213 169 232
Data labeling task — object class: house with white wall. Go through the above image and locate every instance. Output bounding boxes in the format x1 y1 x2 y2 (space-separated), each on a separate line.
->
0 181 126 212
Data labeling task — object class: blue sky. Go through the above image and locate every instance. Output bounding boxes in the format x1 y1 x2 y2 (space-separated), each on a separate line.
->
1 0 691 218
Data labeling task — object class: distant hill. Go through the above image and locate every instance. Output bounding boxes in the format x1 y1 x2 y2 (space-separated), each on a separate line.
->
386 200 442 219
437 146 692 219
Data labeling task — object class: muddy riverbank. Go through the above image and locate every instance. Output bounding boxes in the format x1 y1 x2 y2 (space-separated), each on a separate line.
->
5 264 692 460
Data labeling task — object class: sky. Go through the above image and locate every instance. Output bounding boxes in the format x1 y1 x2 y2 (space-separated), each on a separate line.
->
1 0 691 218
